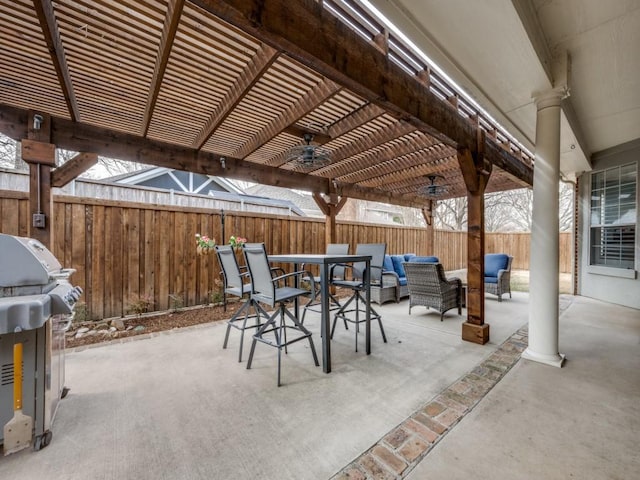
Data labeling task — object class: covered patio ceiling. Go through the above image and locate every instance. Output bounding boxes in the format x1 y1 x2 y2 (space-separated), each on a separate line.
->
0 0 533 207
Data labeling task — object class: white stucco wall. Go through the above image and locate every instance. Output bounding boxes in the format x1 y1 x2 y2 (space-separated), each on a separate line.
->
578 139 640 310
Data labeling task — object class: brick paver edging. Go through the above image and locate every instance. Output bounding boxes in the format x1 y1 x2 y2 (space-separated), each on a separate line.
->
331 325 529 480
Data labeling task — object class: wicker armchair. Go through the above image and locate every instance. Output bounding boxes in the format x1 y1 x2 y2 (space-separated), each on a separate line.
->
371 272 399 304
403 262 462 321
484 254 513 302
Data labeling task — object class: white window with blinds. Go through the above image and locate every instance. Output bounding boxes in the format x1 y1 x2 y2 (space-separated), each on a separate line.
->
589 164 636 269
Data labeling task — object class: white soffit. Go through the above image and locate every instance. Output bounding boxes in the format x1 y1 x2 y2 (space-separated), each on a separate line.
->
533 0 640 154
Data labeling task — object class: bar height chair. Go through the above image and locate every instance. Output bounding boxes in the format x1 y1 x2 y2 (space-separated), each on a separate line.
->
331 243 388 351
243 243 319 386
215 245 265 362
300 243 349 325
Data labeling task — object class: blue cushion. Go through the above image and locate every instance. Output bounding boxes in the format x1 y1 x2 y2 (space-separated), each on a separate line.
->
485 277 499 284
398 277 408 286
390 255 406 278
409 256 439 263
485 254 509 278
383 254 394 273
404 253 416 261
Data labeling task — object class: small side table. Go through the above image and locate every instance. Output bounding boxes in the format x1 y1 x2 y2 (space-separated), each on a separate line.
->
446 269 468 308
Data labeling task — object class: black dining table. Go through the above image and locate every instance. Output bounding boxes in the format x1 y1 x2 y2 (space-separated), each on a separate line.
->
268 253 372 373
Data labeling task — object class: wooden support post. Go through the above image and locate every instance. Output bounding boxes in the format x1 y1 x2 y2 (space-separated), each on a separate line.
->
458 131 492 345
24 111 54 248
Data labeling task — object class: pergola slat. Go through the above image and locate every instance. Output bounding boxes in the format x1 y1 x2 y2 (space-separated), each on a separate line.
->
33 0 81 121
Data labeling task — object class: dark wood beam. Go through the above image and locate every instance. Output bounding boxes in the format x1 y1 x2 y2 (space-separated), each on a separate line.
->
0 103 447 209
193 43 278 149
51 152 99 187
312 192 330 216
0 104 28 140
457 146 479 192
21 139 56 166
484 139 533 185
142 0 185 136
190 0 472 148
231 77 340 159
337 182 417 208
33 0 80 121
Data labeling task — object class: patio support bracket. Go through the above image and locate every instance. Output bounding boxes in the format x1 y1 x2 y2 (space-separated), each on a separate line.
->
313 187 346 246
421 200 435 253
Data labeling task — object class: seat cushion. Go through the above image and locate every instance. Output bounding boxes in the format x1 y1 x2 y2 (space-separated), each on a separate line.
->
383 254 394 272
404 253 416 261
408 256 439 263
398 277 408 286
390 255 407 278
485 254 509 277
484 276 499 284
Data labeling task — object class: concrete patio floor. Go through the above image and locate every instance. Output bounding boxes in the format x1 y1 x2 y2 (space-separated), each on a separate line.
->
0 292 637 479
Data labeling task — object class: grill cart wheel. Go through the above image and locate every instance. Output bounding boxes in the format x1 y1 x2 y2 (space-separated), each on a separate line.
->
34 430 53 451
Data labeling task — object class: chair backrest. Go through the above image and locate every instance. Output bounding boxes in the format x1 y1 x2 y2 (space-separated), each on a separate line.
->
404 262 449 293
326 243 349 279
408 256 439 264
353 243 386 282
242 243 275 301
485 253 511 278
215 245 244 291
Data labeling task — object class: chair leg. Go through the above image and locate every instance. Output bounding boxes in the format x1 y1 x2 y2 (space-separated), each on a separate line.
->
277 344 282 387
377 316 387 343
248 302 319 386
246 308 277 370
223 298 260 362
281 309 288 355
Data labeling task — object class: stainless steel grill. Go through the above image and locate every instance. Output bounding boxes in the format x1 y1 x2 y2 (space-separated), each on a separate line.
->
0 233 82 451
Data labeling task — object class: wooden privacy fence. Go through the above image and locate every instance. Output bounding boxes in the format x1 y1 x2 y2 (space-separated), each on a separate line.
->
0 191 571 320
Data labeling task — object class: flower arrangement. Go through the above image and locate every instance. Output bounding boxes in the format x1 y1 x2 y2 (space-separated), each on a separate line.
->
195 233 216 255
229 235 247 250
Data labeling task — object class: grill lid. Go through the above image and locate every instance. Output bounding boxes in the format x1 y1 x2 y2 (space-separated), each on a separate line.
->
0 234 63 287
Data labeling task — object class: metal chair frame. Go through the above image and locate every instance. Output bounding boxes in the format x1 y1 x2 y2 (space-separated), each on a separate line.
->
300 243 350 325
331 243 388 351
215 245 266 362
243 243 319 386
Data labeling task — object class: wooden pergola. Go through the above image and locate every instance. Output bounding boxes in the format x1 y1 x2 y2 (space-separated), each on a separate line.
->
0 0 534 344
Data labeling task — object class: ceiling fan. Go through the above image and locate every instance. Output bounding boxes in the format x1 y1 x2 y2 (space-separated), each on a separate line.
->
418 174 449 198
286 132 331 168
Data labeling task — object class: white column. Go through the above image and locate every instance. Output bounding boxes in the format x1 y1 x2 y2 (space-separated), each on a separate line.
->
522 90 566 367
